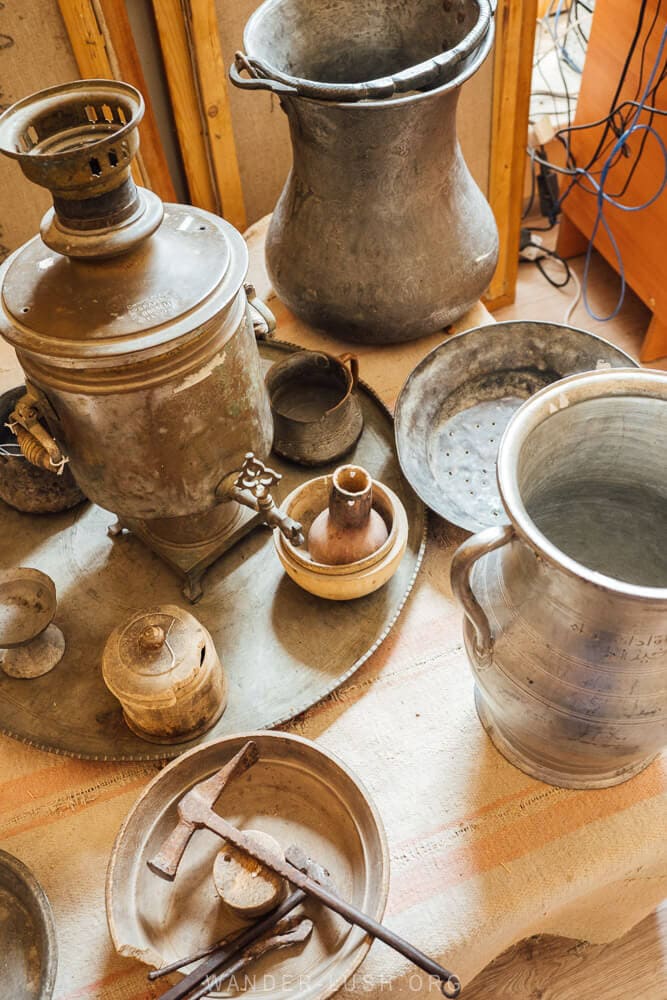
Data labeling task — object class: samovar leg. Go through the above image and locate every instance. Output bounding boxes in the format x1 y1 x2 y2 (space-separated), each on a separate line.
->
182 572 204 604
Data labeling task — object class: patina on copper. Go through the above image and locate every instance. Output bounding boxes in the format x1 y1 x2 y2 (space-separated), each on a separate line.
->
0 79 300 600
231 0 497 343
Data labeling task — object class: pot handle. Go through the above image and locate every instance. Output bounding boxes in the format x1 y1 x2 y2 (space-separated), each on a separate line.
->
230 53 298 95
230 1 493 103
245 283 277 339
450 524 515 663
338 353 359 389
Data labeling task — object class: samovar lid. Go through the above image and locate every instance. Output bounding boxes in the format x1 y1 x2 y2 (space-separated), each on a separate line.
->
0 208 244 359
0 80 246 362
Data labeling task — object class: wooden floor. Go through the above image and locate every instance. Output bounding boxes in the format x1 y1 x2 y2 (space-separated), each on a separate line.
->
494 235 667 371
463 244 667 1000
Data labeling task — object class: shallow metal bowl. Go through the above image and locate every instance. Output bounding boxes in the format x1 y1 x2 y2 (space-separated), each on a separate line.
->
106 731 389 1000
0 850 58 1000
394 321 637 532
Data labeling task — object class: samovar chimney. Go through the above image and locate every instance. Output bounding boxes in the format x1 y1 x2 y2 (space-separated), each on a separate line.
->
0 80 163 259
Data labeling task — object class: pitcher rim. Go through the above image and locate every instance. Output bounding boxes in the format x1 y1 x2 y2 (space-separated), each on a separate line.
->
497 367 667 602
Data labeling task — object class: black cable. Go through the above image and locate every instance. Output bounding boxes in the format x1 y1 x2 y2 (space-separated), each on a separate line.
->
535 249 572 288
582 0 648 170
635 0 663 102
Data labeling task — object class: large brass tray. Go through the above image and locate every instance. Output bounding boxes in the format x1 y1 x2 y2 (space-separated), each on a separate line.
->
0 340 425 760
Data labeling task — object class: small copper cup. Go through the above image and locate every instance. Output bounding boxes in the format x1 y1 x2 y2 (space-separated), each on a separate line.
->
266 351 364 466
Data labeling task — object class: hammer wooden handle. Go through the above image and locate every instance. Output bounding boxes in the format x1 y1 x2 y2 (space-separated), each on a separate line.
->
147 817 195 880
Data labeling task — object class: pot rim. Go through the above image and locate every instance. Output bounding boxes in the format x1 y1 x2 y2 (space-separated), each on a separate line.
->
241 0 494 108
497 366 667 602
266 350 353 424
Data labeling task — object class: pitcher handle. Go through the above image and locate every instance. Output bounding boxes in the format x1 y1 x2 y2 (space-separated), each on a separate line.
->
337 352 359 388
450 524 515 664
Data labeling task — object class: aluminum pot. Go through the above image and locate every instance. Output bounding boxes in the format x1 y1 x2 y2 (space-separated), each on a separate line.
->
451 368 667 789
231 0 498 343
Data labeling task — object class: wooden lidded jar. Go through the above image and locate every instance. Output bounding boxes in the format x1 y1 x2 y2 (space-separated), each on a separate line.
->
102 605 227 743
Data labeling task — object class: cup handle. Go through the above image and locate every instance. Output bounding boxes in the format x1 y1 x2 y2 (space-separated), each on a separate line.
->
338 353 359 388
450 524 515 663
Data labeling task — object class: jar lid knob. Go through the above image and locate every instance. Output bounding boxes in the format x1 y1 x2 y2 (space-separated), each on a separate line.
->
138 624 166 651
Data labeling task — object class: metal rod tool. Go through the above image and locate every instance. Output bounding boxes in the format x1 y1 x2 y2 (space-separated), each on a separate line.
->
149 889 307 998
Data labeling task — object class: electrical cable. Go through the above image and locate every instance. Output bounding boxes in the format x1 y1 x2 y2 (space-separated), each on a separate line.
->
583 0 648 169
580 26 667 320
563 267 581 324
536 248 572 288
527 22 667 322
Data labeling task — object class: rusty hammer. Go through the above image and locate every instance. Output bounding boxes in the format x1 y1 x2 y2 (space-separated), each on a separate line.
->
147 756 462 997
148 740 259 880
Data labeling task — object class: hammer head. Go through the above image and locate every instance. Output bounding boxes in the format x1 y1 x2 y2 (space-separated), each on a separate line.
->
147 741 259 880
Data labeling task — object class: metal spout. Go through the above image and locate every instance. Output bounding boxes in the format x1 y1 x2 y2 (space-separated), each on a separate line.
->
0 79 163 258
217 453 305 547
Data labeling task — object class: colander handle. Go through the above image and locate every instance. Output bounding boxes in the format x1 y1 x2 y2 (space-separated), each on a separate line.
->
450 524 515 664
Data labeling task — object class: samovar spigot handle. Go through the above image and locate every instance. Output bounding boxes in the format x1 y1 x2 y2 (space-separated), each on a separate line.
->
216 453 305 546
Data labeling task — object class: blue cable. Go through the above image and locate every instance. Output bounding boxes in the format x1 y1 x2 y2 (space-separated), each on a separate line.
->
562 24 667 321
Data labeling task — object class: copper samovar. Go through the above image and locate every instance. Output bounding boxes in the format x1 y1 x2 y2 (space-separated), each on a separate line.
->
0 80 302 600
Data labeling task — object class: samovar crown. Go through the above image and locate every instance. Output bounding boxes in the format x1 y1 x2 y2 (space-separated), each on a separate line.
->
0 79 162 258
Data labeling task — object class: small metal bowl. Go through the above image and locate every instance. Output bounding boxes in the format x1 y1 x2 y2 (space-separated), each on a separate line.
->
394 322 637 532
275 475 408 600
0 568 57 648
0 850 58 1000
266 351 364 466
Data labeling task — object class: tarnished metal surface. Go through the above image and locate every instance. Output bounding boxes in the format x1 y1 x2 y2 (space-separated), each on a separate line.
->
0 79 278 578
231 0 493 101
0 568 57 648
395 322 637 532
145 743 460 996
0 386 84 513
266 351 364 466
0 341 425 760
106 731 389 1000
0 849 57 1000
451 368 667 789
0 219 271 523
0 80 161 258
232 0 498 343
